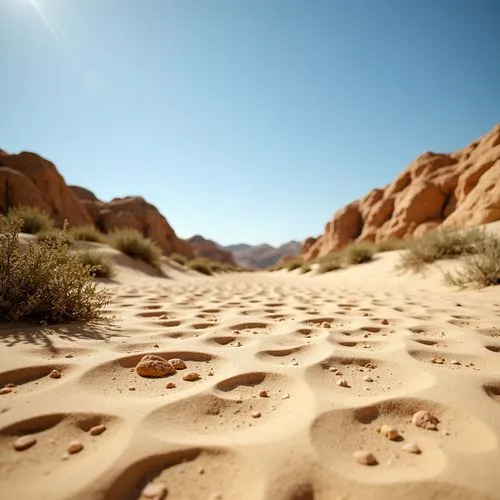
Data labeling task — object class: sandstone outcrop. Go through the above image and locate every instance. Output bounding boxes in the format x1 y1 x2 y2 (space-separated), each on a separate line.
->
188 235 236 265
302 124 500 260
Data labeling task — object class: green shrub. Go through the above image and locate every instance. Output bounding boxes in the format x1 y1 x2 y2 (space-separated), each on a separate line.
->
343 243 374 265
70 225 107 243
399 227 486 271
170 252 188 265
444 233 500 288
110 229 162 269
187 258 213 275
0 216 110 323
77 251 115 279
8 205 54 234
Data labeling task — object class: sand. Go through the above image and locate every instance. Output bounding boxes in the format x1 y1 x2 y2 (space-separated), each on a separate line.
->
1 247 500 500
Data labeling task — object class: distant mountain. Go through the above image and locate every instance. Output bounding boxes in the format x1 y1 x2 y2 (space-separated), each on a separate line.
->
222 241 301 269
188 235 236 265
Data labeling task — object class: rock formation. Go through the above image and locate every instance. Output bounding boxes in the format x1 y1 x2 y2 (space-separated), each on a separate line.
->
188 235 236 265
224 241 301 269
302 124 500 260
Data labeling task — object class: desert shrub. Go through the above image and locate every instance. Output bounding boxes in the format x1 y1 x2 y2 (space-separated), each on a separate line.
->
299 263 311 274
318 254 342 274
343 242 374 265
70 225 107 243
110 229 162 269
37 229 73 246
187 258 213 275
0 216 110 323
372 238 406 252
284 258 302 271
398 227 486 271
444 233 500 288
170 252 188 265
77 251 115 279
8 205 54 234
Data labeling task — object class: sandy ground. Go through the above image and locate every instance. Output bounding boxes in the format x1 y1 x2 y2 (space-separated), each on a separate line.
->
1 247 500 500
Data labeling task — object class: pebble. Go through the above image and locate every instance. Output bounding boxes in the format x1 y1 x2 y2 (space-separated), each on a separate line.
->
381 319 389 325
136 355 176 378
353 450 377 466
49 369 62 379
329 367 336 372
65 354 74 358
380 424 400 441
128 386 136 391
169 358 187 370
412 410 439 430
89 424 106 436
402 442 421 454
336 378 349 388
183 372 200 381
251 411 261 418
281 393 290 399
363 375 374 382
450 359 461 365
259 390 269 398
14 435 37 451
166 382 176 389
141 482 168 500
67 441 84 454
431 357 445 365
0 387 13 395
153 344 159 348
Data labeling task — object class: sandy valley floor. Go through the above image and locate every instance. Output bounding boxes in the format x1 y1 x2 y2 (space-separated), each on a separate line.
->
1 250 500 500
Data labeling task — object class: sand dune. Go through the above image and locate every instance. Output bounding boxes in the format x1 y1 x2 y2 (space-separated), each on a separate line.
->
1 248 500 499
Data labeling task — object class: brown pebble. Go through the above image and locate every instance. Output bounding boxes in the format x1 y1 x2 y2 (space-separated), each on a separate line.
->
89 424 106 436
259 390 269 398
49 369 62 379
128 386 136 391
166 382 176 389
450 359 461 365
0 387 13 395
141 482 168 500
362 375 374 382
402 442 421 454
65 354 74 358
412 410 439 430
381 319 389 325
380 424 400 441
251 411 261 418
183 372 200 381
153 344 159 348
14 435 37 451
67 440 83 454
136 355 176 378
353 450 377 465
169 358 187 370
336 378 349 388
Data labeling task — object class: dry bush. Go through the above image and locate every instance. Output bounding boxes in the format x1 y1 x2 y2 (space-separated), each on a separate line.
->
371 238 406 252
77 251 115 279
342 242 374 265
284 258 303 271
37 229 73 246
398 227 486 271
444 233 500 288
110 229 162 269
169 253 188 265
8 205 54 234
70 225 107 243
299 263 311 274
187 258 213 275
0 216 110 323
317 253 342 274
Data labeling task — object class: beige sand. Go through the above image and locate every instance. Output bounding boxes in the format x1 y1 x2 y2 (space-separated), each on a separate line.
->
1 243 500 500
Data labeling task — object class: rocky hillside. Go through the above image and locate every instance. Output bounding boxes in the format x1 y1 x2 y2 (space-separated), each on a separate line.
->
303 124 500 260
0 149 193 258
225 241 301 269
188 235 236 265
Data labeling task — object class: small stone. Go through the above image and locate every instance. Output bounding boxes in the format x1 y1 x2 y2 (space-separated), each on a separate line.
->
402 442 421 454
5 383 15 388
353 450 377 465
67 440 83 454
281 393 290 399
128 386 136 391
412 410 439 430
65 354 74 358
363 375 374 382
380 424 400 441
198 466 205 474
153 344 159 348
251 411 261 418
259 390 269 398
450 359 461 365
0 387 13 395
431 357 445 365
141 482 168 500
166 382 176 389
89 424 106 436
381 319 389 325
14 435 37 451
329 367 336 372
169 358 186 370
208 371 214 376
183 372 200 381
336 378 349 388
49 369 62 379
136 355 176 378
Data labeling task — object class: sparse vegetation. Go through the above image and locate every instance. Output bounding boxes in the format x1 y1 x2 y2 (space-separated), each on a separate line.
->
70 225 107 243
444 233 500 288
299 263 311 274
0 216 110 323
110 229 162 269
284 258 303 271
37 229 73 246
8 205 54 234
77 251 115 279
398 227 486 271
343 242 374 265
371 238 406 253
317 254 342 273
187 258 213 275
169 252 188 266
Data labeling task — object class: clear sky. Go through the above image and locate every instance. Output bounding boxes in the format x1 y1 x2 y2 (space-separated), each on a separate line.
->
1 0 499 246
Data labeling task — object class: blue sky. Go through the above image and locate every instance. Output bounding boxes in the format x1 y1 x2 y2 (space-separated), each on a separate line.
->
1 0 499 246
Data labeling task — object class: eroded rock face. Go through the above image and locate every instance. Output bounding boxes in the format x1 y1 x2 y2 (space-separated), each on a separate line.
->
302 124 500 260
188 235 236 265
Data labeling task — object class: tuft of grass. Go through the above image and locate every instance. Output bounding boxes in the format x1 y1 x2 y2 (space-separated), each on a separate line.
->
444 233 500 288
372 238 406 253
317 253 342 274
398 227 486 271
170 252 188 266
77 251 115 279
187 258 213 275
0 216 110 323
284 258 303 271
8 205 54 234
110 229 162 269
70 225 107 243
343 243 374 265
299 263 311 274
37 229 73 246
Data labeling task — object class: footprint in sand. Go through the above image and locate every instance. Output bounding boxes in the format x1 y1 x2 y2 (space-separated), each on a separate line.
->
256 344 324 367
